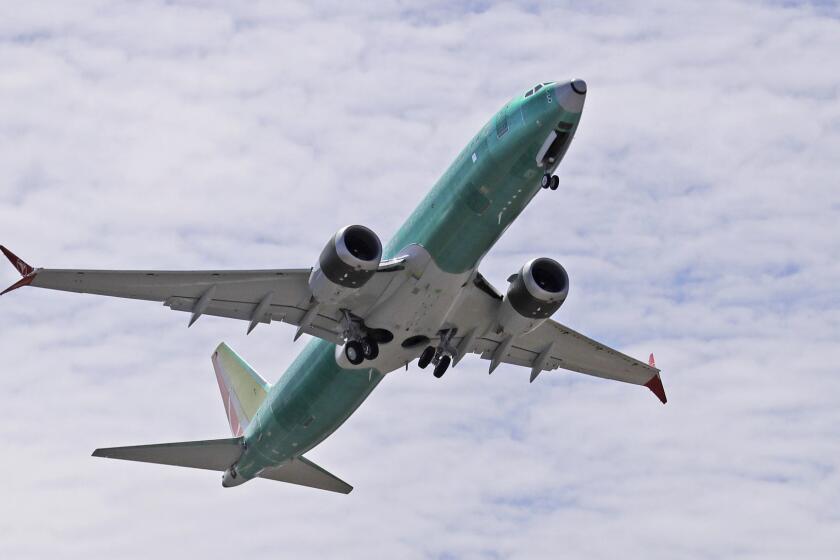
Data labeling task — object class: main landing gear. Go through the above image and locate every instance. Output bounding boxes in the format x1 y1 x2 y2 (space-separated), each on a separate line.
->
433 355 451 378
541 173 559 191
344 337 379 365
340 309 391 365
416 329 456 378
417 346 451 377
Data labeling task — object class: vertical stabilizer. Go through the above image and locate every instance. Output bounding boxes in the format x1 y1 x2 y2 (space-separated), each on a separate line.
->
211 343 271 436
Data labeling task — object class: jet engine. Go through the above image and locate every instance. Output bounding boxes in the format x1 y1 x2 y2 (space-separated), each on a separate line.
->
308 225 382 306
496 257 569 336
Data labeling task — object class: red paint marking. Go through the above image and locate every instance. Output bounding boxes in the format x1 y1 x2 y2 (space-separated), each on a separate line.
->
1 273 36 296
213 357 240 436
0 246 34 277
649 353 656 368
644 374 667 404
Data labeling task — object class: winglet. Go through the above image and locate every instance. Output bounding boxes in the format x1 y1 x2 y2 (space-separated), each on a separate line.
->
0 245 37 295
1 246 34 277
644 354 667 404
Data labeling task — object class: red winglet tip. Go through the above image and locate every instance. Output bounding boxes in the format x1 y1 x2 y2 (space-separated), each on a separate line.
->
649 353 656 368
0 246 34 277
1 274 36 296
644 374 667 404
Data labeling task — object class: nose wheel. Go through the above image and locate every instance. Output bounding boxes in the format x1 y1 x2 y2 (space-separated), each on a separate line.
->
541 173 559 190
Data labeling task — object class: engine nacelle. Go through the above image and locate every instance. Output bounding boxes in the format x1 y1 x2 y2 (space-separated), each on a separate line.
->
308 225 382 306
497 257 569 336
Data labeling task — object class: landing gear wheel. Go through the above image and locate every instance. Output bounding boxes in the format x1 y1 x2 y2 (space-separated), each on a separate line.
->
541 173 551 189
549 175 559 190
433 355 451 378
345 341 364 365
361 338 379 360
417 346 435 369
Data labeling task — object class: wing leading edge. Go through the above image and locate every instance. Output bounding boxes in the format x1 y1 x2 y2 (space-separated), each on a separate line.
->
0 245 393 344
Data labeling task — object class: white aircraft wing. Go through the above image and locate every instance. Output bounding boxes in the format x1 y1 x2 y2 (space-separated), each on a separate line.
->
453 272 666 403
0 246 401 343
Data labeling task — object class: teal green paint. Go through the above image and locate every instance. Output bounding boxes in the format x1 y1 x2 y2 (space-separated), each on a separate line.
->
237 338 384 478
236 84 583 479
384 85 582 273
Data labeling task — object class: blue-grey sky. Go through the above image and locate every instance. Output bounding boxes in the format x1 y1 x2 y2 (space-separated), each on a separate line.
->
1 1 839 558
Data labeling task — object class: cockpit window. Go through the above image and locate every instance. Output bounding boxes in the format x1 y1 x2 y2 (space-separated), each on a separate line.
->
525 82 554 98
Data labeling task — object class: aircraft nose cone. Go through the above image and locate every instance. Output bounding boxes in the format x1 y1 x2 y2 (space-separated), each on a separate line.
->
571 78 587 95
553 79 586 113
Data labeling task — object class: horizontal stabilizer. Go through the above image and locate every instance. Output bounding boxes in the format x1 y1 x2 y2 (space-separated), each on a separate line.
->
93 437 243 472
259 456 352 494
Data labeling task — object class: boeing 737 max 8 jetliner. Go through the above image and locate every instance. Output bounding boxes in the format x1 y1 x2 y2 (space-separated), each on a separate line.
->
1 79 665 493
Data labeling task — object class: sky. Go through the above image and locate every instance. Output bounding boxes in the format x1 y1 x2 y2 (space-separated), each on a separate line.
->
0 0 839 558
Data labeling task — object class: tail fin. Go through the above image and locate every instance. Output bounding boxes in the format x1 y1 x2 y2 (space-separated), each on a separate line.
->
211 343 271 436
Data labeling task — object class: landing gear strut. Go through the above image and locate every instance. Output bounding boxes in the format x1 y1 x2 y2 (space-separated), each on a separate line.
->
339 309 389 365
418 328 457 378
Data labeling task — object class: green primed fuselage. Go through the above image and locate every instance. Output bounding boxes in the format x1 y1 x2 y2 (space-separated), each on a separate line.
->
235 81 584 479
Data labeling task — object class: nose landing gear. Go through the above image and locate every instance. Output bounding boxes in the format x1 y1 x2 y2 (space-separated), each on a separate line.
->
541 173 559 190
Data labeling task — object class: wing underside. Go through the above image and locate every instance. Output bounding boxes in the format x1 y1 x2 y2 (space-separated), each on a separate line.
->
448 270 666 403
0 245 399 344
1 245 664 401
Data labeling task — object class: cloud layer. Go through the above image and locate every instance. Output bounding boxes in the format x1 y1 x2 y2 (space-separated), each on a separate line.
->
1 1 839 558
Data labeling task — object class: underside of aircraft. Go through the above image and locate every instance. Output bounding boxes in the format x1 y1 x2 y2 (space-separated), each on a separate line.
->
1 79 665 493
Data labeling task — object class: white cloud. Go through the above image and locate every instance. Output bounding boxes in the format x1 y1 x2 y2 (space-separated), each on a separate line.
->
1 1 839 558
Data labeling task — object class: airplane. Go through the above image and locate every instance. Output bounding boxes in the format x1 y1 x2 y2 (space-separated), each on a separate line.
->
0 79 665 494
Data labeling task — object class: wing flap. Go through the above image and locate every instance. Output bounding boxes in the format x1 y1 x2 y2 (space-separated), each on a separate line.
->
8 265 347 340
2 250 400 343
